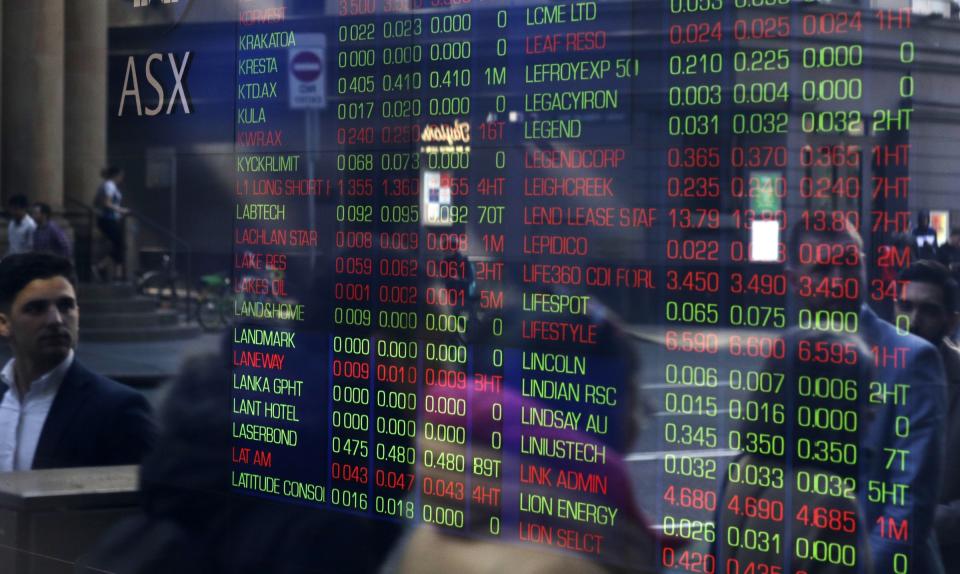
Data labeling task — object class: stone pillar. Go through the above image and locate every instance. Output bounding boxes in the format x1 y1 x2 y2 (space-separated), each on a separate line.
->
65 0 107 209
2 1 65 209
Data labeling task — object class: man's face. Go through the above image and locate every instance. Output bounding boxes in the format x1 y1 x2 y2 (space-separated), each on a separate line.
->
0 277 79 368
31 208 47 225
896 281 954 343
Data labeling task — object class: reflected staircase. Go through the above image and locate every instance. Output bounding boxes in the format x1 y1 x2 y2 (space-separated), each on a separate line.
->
78 282 201 342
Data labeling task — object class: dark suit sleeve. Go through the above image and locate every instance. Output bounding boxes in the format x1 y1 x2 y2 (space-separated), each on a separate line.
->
870 342 947 573
102 389 157 465
936 501 960 546
55 226 72 258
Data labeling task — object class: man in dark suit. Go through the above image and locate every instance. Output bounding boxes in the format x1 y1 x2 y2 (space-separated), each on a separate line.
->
0 252 155 470
895 261 960 573
790 224 948 574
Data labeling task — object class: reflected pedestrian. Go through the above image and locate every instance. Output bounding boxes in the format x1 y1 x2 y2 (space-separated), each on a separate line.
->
93 166 129 282
5 195 36 257
938 228 960 280
914 211 939 260
895 261 960 573
31 202 71 259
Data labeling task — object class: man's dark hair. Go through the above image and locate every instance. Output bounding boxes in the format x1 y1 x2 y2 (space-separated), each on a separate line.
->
899 260 959 313
100 166 122 179
950 227 960 238
7 195 29 210
33 202 52 217
0 253 77 310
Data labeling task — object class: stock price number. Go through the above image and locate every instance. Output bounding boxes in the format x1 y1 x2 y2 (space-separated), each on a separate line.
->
665 330 719 354
795 505 857 533
666 301 719 324
728 430 785 456
663 485 717 510
664 422 718 447
726 495 784 522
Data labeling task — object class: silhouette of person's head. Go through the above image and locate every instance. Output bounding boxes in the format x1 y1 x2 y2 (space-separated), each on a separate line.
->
6 194 29 222
0 253 79 386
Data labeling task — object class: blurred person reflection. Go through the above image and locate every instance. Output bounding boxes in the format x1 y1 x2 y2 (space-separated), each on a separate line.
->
32 202 72 259
386 298 657 574
6 194 37 257
77 333 402 574
914 211 939 261
937 228 960 280
93 166 130 282
0 253 155 470
789 222 947 574
715 330 875 574
894 261 960 572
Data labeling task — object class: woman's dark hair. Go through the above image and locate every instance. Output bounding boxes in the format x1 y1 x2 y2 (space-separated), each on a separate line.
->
7 194 29 210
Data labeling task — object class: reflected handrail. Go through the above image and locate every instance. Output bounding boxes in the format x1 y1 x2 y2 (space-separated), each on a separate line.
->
64 197 98 278
127 208 194 319
67 195 197 322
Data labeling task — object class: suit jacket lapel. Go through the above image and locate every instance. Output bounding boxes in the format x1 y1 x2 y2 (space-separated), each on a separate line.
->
33 360 91 469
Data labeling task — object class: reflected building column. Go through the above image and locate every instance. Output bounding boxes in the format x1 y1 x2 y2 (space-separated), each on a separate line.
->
65 0 107 209
1 1 64 208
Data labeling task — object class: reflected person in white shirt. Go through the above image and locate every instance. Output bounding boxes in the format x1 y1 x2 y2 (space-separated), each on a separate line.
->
6 194 36 257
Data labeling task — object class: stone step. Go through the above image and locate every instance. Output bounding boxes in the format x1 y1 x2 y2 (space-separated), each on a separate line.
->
80 309 180 329
77 282 137 300
80 297 158 314
82 323 203 343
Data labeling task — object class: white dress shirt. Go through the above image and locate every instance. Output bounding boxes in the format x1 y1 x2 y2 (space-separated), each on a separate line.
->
96 180 123 220
7 214 37 255
0 351 74 471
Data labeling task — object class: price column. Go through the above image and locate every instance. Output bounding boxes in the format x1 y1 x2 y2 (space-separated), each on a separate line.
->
417 1 474 534
792 2 868 571
718 0 797 570
721 0 796 571
330 0 379 516
787 332 862 573
372 0 423 523
661 0 725 569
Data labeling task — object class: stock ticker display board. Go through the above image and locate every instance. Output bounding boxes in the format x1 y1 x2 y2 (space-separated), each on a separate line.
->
112 0 955 571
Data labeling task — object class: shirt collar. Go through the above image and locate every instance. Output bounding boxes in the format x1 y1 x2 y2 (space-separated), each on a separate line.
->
11 215 34 229
0 350 74 399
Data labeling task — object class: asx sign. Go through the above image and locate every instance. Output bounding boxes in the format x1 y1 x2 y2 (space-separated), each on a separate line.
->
130 0 193 34
133 0 178 7
117 52 193 117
